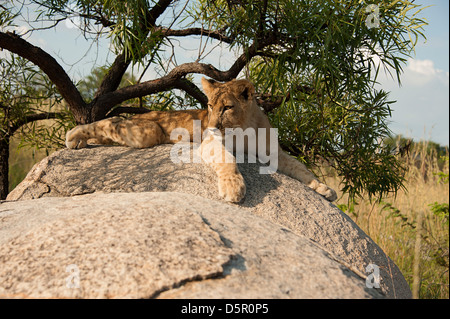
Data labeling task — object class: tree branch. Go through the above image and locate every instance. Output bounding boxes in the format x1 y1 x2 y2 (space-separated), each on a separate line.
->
93 52 130 99
173 78 208 108
147 0 174 26
93 63 222 109
158 27 233 43
10 112 61 134
257 85 318 113
0 31 88 123
91 0 174 120
105 106 151 118
92 35 277 116
103 77 208 117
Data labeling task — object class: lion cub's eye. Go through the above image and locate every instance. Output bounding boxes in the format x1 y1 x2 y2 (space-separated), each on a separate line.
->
223 105 234 111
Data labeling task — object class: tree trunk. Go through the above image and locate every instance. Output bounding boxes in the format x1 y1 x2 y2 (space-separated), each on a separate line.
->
0 135 10 200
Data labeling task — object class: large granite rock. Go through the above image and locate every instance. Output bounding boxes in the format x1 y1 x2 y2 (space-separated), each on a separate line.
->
4 144 412 298
0 192 382 298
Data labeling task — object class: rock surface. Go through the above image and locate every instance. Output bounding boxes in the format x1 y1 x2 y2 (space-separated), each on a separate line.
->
0 192 382 299
5 144 412 298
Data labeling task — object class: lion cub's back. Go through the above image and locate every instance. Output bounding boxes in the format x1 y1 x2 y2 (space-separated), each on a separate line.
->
132 109 208 140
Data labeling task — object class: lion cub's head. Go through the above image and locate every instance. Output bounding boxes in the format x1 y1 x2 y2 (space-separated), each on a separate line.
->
201 78 256 131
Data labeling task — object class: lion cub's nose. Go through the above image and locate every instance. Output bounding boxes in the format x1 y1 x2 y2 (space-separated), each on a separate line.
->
205 127 222 138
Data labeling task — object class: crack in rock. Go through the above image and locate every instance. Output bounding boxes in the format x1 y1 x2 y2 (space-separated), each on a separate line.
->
0 194 234 298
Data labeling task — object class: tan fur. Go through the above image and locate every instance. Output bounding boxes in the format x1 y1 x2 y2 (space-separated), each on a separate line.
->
66 78 337 202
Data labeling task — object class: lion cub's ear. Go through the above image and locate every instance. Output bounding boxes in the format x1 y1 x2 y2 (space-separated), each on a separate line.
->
201 77 220 98
236 80 256 101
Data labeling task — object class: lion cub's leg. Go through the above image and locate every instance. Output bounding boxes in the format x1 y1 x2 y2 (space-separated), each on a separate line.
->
278 148 337 202
66 117 165 149
199 131 246 203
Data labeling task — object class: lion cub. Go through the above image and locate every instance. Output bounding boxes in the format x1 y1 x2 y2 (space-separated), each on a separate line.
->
66 78 337 203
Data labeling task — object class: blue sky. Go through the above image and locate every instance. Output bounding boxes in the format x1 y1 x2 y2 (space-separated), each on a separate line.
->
376 0 449 146
8 0 450 146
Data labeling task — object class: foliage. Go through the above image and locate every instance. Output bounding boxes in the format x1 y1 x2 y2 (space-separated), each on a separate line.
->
424 157 449 296
0 53 73 149
229 0 428 201
329 143 449 298
28 0 176 65
430 156 449 227
384 135 449 162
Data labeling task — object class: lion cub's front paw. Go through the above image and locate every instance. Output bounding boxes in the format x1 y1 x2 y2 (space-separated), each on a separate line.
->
218 173 246 203
315 183 338 202
65 127 88 149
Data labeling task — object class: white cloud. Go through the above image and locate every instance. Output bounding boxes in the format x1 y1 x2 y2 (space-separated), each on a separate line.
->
376 58 449 145
407 58 437 75
403 58 449 86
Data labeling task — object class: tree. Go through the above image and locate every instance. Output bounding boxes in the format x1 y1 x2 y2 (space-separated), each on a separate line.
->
0 0 428 201
0 53 71 199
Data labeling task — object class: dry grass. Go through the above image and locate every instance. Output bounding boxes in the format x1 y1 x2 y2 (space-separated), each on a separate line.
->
323 142 449 299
